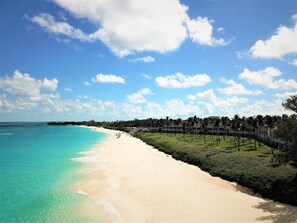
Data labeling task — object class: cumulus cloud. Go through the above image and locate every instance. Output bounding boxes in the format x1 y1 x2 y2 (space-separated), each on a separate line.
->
103 98 201 119
155 72 211 88
238 99 291 117
275 91 297 99
128 56 155 63
0 94 15 112
30 0 229 57
217 78 262 95
187 94 197 100
250 16 297 59
189 89 248 115
239 67 297 90
91 73 125 84
196 89 217 101
187 17 229 46
125 99 200 118
54 0 188 57
156 99 200 117
0 70 60 112
289 59 297 66
127 88 153 104
31 13 92 42
0 70 58 97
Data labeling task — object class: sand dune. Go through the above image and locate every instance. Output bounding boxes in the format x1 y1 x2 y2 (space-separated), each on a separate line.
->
74 127 297 222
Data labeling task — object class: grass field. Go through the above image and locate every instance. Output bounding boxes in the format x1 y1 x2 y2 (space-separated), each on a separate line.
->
134 132 297 206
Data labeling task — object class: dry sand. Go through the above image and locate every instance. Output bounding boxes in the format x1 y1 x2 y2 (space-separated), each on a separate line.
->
73 127 297 222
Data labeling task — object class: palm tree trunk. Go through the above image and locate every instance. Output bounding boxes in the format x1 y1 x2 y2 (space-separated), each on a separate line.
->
237 131 240 151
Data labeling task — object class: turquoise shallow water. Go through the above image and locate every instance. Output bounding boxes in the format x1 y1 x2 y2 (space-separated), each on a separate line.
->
0 123 106 222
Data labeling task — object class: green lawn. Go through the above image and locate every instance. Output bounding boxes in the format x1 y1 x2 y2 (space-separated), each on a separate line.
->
134 132 297 206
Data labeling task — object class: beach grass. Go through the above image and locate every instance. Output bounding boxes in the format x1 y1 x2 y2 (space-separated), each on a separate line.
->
133 132 297 206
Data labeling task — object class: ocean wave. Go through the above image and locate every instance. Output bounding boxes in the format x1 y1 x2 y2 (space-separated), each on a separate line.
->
0 133 13 136
76 189 89 196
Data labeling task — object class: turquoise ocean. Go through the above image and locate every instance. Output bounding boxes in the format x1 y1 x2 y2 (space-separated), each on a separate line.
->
0 123 106 222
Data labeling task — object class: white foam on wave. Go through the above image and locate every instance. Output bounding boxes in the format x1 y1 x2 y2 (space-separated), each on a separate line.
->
71 156 103 163
78 150 97 155
97 199 123 222
0 133 13 136
76 189 89 196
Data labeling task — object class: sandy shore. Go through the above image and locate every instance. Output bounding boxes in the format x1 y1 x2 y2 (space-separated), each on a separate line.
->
74 127 297 222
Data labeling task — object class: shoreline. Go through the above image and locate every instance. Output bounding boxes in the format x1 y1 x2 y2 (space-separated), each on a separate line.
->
74 126 297 222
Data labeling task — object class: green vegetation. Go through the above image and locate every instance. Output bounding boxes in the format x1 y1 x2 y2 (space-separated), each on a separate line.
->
134 132 297 206
275 95 297 166
103 125 132 133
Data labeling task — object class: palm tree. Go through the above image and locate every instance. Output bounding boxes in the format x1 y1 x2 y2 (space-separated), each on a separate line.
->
241 117 247 143
232 114 241 151
252 118 258 150
186 117 194 141
193 115 198 140
165 116 169 135
182 122 186 140
221 116 229 140
256 115 264 148
202 118 209 144
264 115 278 156
247 116 254 144
214 119 221 146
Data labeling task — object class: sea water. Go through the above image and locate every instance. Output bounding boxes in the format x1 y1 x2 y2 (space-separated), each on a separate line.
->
0 123 106 222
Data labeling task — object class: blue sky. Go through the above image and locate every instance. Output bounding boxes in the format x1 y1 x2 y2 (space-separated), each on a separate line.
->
0 0 297 121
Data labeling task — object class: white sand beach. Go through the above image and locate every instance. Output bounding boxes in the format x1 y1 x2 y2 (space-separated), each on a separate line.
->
74 127 297 222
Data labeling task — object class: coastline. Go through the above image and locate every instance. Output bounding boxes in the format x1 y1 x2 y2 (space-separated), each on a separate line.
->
74 126 297 222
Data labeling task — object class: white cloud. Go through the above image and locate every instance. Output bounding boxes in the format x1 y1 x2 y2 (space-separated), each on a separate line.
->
54 0 189 57
64 88 72 92
55 97 200 119
250 17 297 59
128 56 155 63
0 70 58 97
187 94 197 100
30 0 230 57
187 17 229 46
55 37 71 43
31 13 92 42
142 74 153 80
191 89 248 115
0 94 15 112
155 72 211 88
0 70 60 112
275 91 297 99
196 89 249 107
217 27 224 32
83 81 91 86
127 88 153 104
239 67 297 90
238 99 291 117
160 99 200 117
196 89 217 101
288 59 297 66
91 73 125 84
125 99 201 118
217 78 262 95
